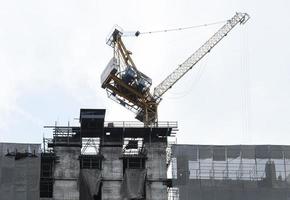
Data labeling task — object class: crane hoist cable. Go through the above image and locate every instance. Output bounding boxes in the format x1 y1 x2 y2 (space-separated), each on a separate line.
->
122 20 227 37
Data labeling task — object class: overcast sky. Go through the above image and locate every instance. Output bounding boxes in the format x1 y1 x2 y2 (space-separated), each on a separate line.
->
0 0 290 145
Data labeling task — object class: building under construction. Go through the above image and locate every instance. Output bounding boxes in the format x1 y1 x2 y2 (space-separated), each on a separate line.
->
2 11 289 200
0 108 177 200
1 108 290 200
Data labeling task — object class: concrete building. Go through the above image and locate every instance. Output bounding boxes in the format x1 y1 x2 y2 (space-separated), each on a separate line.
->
2 109 290 200
40 108 177 200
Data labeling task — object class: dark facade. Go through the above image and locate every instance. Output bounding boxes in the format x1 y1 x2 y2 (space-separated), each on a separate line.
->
0 143 41 200
170 144 290 200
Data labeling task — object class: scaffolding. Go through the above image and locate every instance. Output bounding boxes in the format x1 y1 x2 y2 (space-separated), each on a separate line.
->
168 187 179 200
171 145 290 182
104 121 178 128
44 125 81 147
167 145 290 200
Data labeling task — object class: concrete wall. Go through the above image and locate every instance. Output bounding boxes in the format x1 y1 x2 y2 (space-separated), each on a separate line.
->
0 143 41 200
146 182 167 200
53 146 80 200
101 146 123 200
145 142 168 200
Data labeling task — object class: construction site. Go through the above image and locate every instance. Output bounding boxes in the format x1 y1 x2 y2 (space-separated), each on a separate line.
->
2 111 290 200
1 9 290 200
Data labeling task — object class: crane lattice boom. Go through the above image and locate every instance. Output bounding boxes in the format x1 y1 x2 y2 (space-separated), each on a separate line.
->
153 12 250 99
101 12 250 125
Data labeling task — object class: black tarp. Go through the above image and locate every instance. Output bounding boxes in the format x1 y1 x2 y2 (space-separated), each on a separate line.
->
121 169 146 199
172 145 198 161
227 146 241 158
199 146 212 159
241 145 255 159
255 145 270 159
213 146 226 161
80 169 101 200
269 146 283 159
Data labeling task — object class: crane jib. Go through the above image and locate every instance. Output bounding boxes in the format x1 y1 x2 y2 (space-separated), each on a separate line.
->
153 12 250 100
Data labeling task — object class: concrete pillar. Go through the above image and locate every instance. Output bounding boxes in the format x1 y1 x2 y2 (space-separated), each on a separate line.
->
101 146 123 200
145 142 168 200
53 146 80 200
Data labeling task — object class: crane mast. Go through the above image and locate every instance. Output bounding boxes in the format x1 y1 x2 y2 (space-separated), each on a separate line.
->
153 12 250 99
101 13 250 125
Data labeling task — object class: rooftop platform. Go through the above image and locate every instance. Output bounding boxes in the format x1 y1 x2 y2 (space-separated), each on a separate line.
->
44 109 178 148
45 121 177 139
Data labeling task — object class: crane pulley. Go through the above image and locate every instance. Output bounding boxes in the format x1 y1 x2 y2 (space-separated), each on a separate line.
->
100 12 250 125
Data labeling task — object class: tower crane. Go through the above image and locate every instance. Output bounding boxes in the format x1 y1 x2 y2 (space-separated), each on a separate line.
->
101 12 250 125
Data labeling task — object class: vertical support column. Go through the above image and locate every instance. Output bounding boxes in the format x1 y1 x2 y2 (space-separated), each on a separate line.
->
226 147 229 179
53 146 80 200
283 151 287 181
101 146 123 200
145 142 168 200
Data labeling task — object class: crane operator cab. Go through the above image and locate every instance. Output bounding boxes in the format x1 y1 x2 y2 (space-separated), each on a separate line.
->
122 67 152 94
122 67 136 84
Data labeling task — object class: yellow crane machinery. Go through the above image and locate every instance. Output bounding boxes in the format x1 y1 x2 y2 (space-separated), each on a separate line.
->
101 12 250 125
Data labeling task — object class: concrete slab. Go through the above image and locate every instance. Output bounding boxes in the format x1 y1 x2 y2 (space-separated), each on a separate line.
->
101 147 123 180
102 181 122 200
146 182 167 200
145 142 167 180
53 146 80 200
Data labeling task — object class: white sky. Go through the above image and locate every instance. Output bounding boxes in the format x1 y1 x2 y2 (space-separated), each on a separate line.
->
0 0 290 145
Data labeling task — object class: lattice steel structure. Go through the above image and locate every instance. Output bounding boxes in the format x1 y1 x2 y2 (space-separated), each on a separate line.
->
101 13 250 125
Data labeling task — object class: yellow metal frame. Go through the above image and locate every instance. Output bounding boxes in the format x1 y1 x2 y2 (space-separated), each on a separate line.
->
103 73 157 125
103 34 158 125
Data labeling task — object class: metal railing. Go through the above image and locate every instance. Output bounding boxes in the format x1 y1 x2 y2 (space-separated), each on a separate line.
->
104 121 178 128
171 160 290 181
